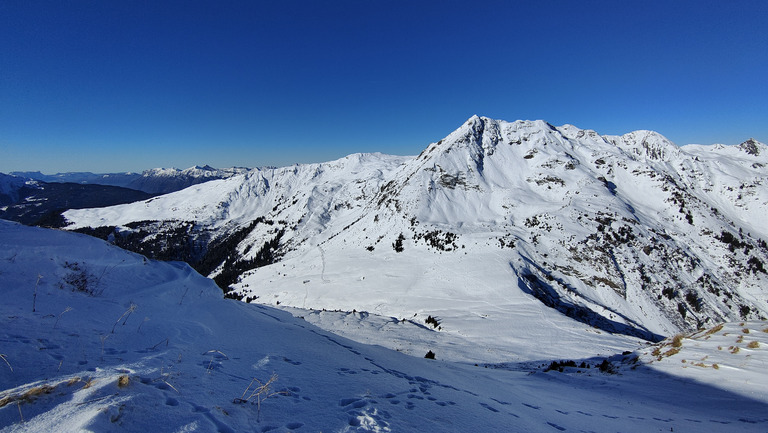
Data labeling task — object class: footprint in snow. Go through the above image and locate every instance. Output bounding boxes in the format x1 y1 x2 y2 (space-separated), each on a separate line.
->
479 402 500 413
339 398 368 409
547 421 566 431
191 404 210 413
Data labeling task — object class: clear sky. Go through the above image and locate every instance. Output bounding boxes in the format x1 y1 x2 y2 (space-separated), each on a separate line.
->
1 0 767 174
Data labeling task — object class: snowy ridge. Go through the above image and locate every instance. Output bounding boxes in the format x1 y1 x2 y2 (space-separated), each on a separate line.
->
2 221 768 431
124 165 251 194
62 116 768 363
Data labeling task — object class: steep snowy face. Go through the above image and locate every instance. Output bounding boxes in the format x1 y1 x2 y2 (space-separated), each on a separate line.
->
375 116 602 226
62 117 768 354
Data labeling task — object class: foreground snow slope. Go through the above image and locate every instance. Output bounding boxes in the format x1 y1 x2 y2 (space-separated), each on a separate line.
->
2 221 768 432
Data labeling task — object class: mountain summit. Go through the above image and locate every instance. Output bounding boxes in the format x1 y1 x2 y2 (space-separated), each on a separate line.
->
63 117 768 362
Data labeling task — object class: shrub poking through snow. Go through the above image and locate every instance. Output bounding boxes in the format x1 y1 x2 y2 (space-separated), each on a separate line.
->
598 359 615 373
545 360 577 372
392 233 405 253
425 315 440 329
234 373 286 421
59 262 102 296
424 350 436 359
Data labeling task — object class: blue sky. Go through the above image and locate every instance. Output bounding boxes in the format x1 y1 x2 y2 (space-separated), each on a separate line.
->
2 1 767 173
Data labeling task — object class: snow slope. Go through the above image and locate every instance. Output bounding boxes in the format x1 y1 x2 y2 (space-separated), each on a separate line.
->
2 221 767 432
61 116 768 365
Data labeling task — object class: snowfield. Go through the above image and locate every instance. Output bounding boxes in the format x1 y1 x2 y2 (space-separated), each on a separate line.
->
2 220 768 432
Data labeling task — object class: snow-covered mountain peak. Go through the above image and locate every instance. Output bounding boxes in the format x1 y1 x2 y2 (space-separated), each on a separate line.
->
435 116 558 153
608 129 680 162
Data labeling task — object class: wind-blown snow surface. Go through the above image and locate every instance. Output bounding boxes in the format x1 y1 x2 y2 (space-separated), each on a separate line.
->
2 221 768 432
63 117 768 365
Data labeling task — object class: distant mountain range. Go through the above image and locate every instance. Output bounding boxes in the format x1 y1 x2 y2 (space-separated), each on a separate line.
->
0 166 250 225
12 165 250 194
61 116 768 358
0 174 155 226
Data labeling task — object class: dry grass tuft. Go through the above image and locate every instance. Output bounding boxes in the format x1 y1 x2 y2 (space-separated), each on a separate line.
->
21 385 56 400
730 346 740 354
713 363 720 369
0 384 59 409
0 354 12 372
703 323 724 337
117 375 130 388
747 341 760 349
662 347 681 358
742 328 751 334
671 334 685 348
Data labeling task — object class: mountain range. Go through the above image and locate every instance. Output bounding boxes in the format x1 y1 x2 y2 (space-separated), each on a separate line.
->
61 116 768 363
0 166 250 226
11 165 249 194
